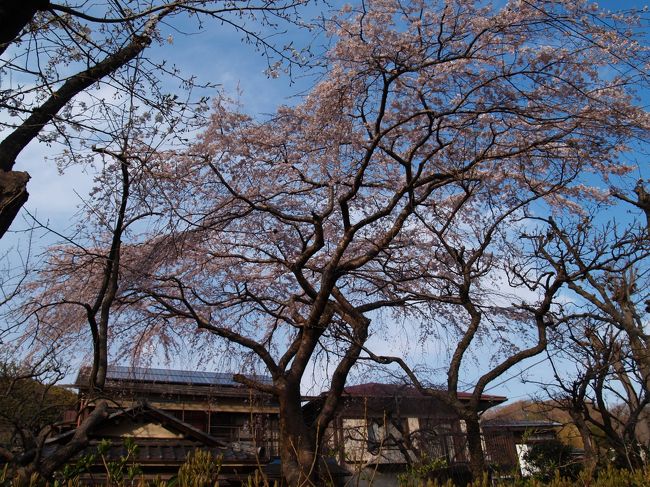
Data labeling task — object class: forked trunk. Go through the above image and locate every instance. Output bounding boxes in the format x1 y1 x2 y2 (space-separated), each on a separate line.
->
23 401 109 480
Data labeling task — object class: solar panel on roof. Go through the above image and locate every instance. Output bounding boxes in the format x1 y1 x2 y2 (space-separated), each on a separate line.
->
102 365 272 386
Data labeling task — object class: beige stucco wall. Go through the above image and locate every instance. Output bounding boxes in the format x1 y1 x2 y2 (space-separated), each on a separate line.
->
340 418 417 465
97 419 183 439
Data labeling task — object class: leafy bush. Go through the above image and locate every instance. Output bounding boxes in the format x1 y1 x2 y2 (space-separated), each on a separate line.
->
398 456 449 487
175 450 222 487
523 440 581 481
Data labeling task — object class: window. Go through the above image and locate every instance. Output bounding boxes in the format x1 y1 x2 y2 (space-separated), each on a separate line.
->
367 418 404 454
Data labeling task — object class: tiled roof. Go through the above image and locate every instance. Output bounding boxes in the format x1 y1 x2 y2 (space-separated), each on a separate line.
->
342 382 507 403
482 419 562 429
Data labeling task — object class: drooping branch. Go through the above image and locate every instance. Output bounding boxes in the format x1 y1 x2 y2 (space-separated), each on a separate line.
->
0 35 152 174
0 30 153 239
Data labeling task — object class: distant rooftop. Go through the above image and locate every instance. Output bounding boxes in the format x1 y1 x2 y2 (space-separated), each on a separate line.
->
75 365 273 387
482 419 562 429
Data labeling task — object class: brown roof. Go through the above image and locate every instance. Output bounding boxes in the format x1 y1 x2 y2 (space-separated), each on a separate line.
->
342 383 507 403
482 419 562 430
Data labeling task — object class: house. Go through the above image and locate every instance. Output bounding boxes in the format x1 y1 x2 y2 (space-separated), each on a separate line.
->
45 403 260 482
59 365 282 483
481 419 563 475
74 366 280 457
302 383 507 487
58 367 527 485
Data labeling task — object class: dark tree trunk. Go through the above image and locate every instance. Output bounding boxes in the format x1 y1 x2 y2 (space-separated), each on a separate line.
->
620 425 644 469
18 401 109 480
277 381 320 487
0 170 29 237
569 410 597 475
464 414 487 481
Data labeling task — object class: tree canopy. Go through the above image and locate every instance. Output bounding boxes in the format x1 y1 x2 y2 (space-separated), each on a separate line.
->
2 0 649 484
0 0 309 238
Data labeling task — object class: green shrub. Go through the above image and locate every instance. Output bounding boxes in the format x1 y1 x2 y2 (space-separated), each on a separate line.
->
175 450 222 487
397 456 451 487
523 440 581 482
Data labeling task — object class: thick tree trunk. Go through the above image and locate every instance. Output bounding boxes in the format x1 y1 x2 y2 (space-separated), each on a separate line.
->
633 180 650 233
0 170 29 238
278 382 320 487
570 410 597 475
464 415 487 481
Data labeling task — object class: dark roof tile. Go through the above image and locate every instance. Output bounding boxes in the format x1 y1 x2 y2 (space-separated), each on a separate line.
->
342 383 507 403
